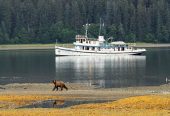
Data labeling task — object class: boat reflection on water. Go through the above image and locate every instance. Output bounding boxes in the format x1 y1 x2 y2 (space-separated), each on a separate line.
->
55 55 146 88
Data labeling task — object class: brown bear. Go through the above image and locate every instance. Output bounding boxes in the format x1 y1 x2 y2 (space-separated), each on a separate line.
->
52 80 68 91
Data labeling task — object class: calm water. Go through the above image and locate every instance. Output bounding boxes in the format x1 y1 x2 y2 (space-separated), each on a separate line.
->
0 48 170 88
20 100 111 109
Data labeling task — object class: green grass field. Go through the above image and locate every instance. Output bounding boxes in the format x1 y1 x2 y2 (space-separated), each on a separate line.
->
0 43 74 50
0 42 170 51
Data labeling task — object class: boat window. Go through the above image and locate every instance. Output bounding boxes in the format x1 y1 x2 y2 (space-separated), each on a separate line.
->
118 47 120 51
122 47 124 51
98 47 101 51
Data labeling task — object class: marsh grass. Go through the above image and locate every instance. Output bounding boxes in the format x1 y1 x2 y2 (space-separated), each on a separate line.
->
0 43 74 50
0 95 169 116
0 43 170 51
72 95 170 110
0 108 169 116
0 95 62 108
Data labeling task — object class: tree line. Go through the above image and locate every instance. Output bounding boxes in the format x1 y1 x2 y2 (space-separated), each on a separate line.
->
0 0 170 44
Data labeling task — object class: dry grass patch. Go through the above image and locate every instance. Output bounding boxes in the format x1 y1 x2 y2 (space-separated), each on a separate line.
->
0 95 62 108
72 95 170 110
0 95 170 116
0 109 169 116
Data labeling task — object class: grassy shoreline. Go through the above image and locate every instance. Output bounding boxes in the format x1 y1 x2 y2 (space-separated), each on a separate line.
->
0 44 55 50
0 43 170 51
0 44 73 51
0 94 169 116
129 43 170 48
0 83 170 115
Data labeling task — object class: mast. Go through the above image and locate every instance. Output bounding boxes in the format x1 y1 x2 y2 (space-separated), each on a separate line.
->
84 23 90 38
99 18 102 36
85 23 88 38
99 18 104 36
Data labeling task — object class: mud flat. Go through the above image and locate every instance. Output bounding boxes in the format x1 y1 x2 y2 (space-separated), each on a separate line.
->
1 83 170 100
0 83 170 116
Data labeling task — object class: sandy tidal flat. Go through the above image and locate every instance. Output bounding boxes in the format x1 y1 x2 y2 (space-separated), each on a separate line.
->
0 83 170 116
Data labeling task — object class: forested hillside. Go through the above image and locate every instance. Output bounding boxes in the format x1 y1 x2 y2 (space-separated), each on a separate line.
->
0 0 170 44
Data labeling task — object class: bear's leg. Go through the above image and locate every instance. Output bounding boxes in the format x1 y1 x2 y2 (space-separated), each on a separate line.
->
52 86 56 91
61 86 63 91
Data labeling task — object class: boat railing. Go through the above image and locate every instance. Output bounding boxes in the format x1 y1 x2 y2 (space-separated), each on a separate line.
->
61 44 73 48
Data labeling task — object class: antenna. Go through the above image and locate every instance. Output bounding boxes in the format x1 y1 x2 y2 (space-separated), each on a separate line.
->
84 23 90 38
99 18 104 36
133 35 136 46
99 18 102 36
85 23 88 38
56 39 58 44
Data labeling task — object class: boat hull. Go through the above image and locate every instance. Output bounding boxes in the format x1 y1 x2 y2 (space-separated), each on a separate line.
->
55 46 146 56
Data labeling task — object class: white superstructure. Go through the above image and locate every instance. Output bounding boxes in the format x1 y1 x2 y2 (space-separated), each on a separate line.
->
55 35 146 56
55 24 146 56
